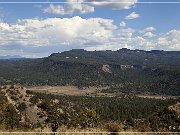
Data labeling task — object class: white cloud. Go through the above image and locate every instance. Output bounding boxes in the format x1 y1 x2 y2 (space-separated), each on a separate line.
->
140 27 156 33
43 0 137 15
120 21 126 27
0 17 179 57
89 0 137 9
144 27 156 32
132 30 180 51
157 30 180 50
43 0 94 15
44 4 65 15
0 16 116 47
132 36 154 50
125 12 140 20
143 32 155 38
122 28 135 33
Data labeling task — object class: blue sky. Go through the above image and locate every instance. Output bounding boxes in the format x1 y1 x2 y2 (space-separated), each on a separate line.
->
0 0 180 57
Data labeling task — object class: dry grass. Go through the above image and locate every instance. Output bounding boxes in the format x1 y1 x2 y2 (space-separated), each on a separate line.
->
0 126 179 135
0 132 179 135
27 86 119 97
27 86 97 96
137 95 178 100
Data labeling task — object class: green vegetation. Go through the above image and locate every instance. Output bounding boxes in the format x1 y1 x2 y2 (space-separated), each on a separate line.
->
3 104 20 130
27 91 180 132
0 85 179 132
17 102 27 112
105 122 123 134
74 108 100 128
0 90 20 130
0 49 179 96
0 49 179 132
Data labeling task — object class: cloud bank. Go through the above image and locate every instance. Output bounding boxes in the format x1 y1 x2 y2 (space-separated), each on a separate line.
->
43 0 137 15
0 16 179 57
44 0 94 15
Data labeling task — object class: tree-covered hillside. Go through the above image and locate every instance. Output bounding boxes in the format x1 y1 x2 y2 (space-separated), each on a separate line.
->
0 85 179 132
0 49 179 95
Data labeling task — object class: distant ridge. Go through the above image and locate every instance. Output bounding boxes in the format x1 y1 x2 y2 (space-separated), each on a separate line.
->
0 55 24 60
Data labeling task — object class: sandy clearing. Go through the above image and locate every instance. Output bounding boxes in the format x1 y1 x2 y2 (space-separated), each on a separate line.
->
27 86 98 96
27 86 179 99
137 95 178 100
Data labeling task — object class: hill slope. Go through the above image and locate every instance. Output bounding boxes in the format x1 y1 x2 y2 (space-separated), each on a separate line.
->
0 49 179 96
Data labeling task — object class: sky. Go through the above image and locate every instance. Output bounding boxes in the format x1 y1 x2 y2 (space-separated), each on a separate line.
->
0 0 180 58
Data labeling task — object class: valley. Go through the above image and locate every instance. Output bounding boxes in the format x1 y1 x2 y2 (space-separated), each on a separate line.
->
0 49 179 133
27 85 179 99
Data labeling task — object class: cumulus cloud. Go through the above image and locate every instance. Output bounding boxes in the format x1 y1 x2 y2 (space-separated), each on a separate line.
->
89 0 137 9
120 21 126 27
140 27 156 33
43 0 94 15
43 0 137 15
125 12 140 20
157 30 180 50
132 29 180 50
132 36 154 50
143 32 155 38
0 17 179 57
0 16 117 52
44 4 65 15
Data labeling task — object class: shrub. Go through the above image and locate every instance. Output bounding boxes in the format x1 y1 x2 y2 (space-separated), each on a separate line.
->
29 96 39 105
3 104 20 130
74 108 100 128
17 102 27 112
10 95 18 101
26 90 33 95
105 122 123 135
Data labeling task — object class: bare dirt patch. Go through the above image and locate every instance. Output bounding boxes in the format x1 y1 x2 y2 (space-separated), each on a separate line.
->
27 86 121 97
137 95 178 100
27 86 98 96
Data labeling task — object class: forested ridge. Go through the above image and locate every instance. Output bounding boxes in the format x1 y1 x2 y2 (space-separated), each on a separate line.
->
0 48 179 96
